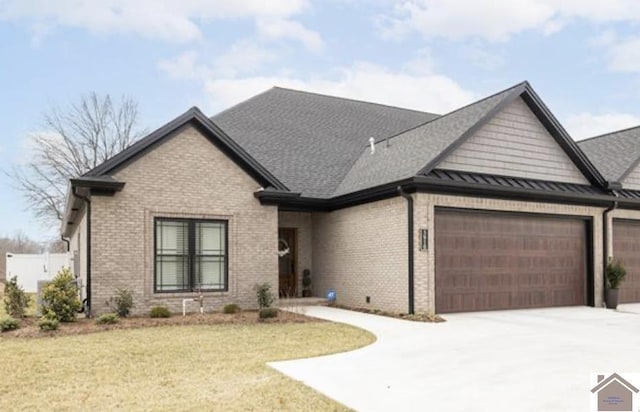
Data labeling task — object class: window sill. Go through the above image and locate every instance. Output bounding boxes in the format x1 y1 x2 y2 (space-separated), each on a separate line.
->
151 290 229 298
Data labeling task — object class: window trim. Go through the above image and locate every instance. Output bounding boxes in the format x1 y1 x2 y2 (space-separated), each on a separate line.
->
153 217 229 293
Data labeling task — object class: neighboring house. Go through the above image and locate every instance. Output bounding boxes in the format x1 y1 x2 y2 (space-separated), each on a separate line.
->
579 128 640 304
5 252 70 293
61 81 640 316
591 373 639 411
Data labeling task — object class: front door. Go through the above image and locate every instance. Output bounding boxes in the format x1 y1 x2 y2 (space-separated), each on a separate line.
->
278 228 297 297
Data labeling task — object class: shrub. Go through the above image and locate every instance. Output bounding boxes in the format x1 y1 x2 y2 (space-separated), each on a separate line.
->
96 313 119 325
38 317 60 331
223 303 241 314
302 269 312 289
606 258 627 289
254 283 275 309
149 306 171 318
0 317 20 332
3 276 29 318
41 268 82 322
259 308 279 319
108 288 134 318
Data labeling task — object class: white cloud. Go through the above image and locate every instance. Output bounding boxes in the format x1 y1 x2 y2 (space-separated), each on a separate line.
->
213 40 278 76
463 46 506 70
157 51 205 79
380 0 640 42
203 62 476 114
0 0 310 43
604 36 640 73
566 112 640 140
158 40 278 80
257 19 324 52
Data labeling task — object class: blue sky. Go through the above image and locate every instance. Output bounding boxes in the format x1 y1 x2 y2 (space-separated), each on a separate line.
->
2 0 640 241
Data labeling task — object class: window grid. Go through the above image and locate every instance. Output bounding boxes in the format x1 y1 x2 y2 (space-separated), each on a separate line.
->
154 218 228 293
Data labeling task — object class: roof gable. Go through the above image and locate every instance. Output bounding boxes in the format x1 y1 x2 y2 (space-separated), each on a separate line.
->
211 87 439 198
334 82 605 196
578 126 640 184
83 106 287 191
437 96 589 184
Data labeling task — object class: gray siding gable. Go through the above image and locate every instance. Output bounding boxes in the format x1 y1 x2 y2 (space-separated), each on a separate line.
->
438 97 589 184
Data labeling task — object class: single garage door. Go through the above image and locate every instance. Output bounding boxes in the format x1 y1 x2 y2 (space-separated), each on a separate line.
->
612 219 640 303
435 209 589 313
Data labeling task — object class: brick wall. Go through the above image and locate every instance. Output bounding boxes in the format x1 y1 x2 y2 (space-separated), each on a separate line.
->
89 125 278 316
312 197 409 313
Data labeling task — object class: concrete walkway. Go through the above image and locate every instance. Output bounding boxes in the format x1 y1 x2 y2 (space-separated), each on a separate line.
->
269 305 640 412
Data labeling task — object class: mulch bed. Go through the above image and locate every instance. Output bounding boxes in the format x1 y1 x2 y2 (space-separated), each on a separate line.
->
1 310 321 339
329 304 446 323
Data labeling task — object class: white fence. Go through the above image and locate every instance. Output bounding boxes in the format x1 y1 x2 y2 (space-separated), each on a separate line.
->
5 252 70 293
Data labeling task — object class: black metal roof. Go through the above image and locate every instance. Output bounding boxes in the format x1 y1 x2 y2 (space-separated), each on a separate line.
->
427 169 607 196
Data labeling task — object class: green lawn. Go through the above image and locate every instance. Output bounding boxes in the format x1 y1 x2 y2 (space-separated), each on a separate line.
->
0 322 375 411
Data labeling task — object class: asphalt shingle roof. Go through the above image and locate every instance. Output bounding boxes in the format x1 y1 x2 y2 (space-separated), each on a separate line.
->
333 83 523 196
211 87 439 198
577 126 640 182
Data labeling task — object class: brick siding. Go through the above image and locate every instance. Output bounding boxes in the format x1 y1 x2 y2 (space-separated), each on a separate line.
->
87 125 278 316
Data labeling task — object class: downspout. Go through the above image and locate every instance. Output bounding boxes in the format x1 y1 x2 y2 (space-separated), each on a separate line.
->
60 235 70 252
72 186 92 317
398 186 415 315
602 190 619 304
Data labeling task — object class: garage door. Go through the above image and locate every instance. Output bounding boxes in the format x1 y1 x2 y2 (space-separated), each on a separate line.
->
435 209 588 313
612 219 640 303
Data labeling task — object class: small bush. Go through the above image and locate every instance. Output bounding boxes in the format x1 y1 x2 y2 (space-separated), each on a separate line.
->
259 308 279 319
96 313 119 325
38 317 60 331
3 276 29 318
41 268 82 322
302 269 312 289
223 303 241 314
254 283 275 309
108 288 134 318
0 317 20 332
606 258 627 289
149 306 171 318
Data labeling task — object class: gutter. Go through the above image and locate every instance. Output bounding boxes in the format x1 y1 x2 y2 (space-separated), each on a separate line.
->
60 235 70 252
256 175 637 213
398 186 415 315
72 186 92 317
602 188 620 304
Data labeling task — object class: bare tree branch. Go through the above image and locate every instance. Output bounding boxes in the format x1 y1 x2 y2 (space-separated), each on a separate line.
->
7 93 144 230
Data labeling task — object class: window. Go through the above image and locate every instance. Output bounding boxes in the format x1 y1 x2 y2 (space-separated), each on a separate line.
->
154 218 228 292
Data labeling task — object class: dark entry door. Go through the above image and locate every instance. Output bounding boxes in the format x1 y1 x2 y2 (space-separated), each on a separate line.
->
278 228 297 297
435 209 588 313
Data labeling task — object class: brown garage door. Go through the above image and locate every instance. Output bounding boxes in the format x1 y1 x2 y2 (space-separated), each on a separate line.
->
435 209 588 313
612 219 640 303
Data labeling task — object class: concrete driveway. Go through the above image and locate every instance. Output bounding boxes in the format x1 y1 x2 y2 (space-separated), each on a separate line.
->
270 305 640 412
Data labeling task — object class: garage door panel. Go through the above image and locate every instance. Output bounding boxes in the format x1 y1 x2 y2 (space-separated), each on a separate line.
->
612 220 640 303
435 210 587 313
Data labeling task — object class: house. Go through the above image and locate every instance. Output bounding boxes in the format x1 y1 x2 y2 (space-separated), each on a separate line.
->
61 81 640 316
591 373 639 411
